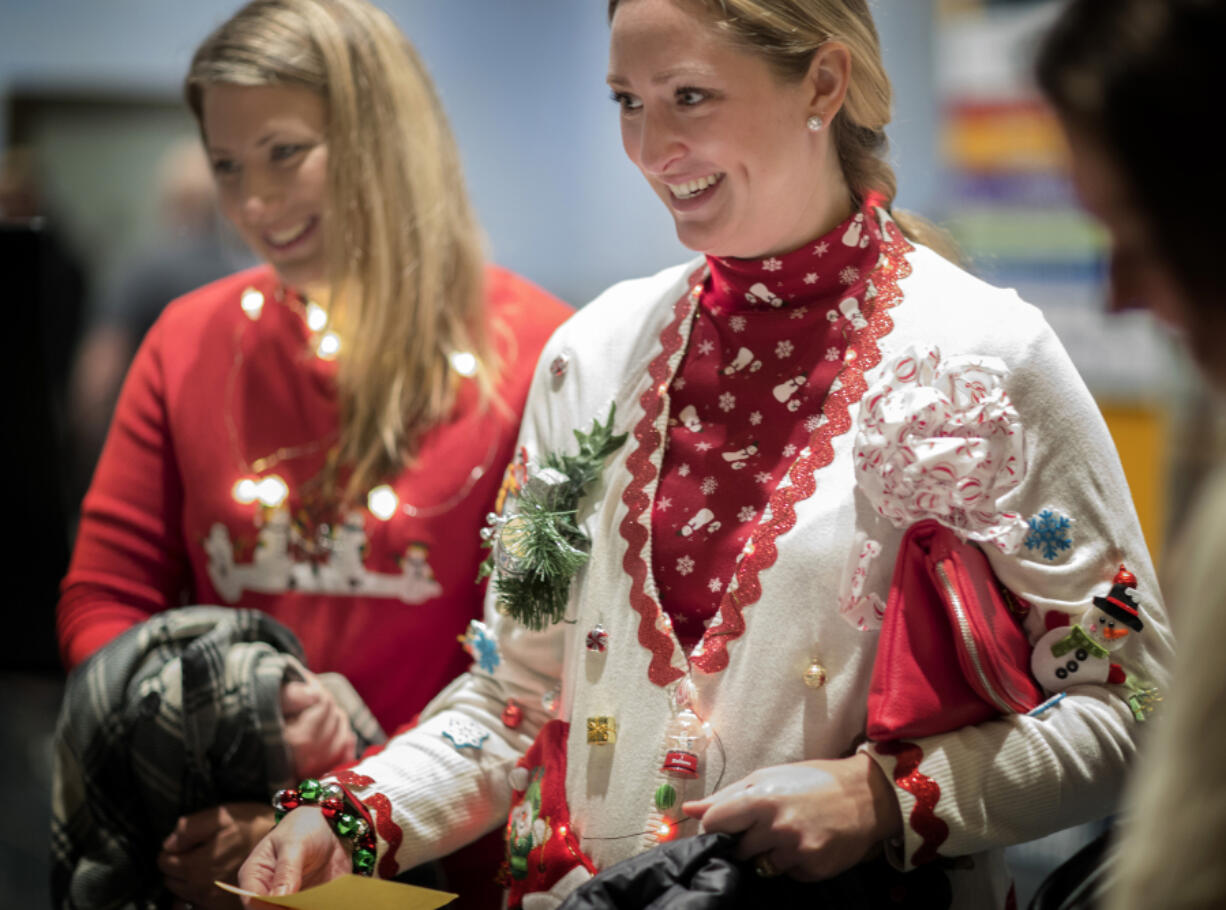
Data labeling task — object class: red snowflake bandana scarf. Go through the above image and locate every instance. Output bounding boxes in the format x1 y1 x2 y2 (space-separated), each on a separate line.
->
652 195 888 649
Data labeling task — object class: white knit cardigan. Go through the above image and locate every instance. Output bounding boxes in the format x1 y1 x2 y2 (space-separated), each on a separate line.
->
344 230 1173 910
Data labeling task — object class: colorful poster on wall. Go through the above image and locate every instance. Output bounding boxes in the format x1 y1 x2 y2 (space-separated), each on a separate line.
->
935 0 1178 401
935 0 1178 558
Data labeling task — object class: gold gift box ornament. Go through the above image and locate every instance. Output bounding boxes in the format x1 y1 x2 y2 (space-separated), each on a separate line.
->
587 716 616 745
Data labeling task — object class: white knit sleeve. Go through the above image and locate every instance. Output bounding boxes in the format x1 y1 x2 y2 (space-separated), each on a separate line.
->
860 314 1174 868
327 348 573 877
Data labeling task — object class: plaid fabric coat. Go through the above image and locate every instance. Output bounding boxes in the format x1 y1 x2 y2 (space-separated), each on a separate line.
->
50 606 384 909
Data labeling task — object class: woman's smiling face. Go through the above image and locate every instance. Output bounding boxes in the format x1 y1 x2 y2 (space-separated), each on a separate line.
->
202 83 329 291
608 0 848 259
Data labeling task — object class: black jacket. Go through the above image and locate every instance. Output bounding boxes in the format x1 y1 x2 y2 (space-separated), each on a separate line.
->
558 832 953 909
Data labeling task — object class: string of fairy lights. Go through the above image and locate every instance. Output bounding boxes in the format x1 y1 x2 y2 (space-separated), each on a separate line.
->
226 284 491 521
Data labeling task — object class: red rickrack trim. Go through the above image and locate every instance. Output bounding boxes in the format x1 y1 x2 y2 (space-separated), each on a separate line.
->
364 792 404 880
333 770 403 879
875 739 949 866
619 267 706 687
691 221 915 675
334 769 375 788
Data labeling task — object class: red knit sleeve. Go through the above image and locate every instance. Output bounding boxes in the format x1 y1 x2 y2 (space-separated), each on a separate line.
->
57 316 189 669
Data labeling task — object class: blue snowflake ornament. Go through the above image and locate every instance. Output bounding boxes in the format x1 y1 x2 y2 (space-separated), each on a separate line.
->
442 715 489 751
1024 509 1074 560
459 619 501 673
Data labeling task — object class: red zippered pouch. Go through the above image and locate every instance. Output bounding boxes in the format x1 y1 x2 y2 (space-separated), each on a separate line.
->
866 519 1044 743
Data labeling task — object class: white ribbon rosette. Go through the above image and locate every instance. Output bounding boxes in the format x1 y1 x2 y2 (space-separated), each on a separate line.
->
854 344 1029 553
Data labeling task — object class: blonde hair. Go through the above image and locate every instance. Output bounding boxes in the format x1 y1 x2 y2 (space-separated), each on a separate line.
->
609 0 958 259
187 0 493 501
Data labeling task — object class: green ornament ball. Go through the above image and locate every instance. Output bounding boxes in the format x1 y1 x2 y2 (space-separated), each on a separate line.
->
298 778 323 801
654 784 677 810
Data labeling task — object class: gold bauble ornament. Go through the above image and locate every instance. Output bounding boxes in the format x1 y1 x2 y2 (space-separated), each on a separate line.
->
803 659 828 689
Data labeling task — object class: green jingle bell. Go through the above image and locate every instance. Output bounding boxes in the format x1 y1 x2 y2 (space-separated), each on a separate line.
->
352 848 376 874
335 813 359 837
298 778 323 801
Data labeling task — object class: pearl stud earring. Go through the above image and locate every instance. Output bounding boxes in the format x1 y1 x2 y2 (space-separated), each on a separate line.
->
806 114 824 132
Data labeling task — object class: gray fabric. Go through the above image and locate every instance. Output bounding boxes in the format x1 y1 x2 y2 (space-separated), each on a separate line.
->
50 606 385 910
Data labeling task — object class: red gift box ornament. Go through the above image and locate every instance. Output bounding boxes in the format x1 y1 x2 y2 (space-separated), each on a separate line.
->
660 708 706 778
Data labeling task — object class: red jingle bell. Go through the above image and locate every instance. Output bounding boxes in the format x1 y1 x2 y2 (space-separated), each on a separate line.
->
277 788 301 811
501 699 523 729
320 796 343 820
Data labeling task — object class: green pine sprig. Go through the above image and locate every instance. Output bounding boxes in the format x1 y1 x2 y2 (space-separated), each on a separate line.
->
541 403 629 503
478 403 627 630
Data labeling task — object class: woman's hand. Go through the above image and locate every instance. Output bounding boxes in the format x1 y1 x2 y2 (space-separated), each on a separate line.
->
237 806 350 903
281 672 357 779
681 752 901 881
158 802 276 909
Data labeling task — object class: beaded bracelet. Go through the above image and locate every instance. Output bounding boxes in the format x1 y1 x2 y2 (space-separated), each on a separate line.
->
272 778 377 876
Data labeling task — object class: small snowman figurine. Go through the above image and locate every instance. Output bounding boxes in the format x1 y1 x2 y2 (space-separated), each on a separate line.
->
1032 565 1144 692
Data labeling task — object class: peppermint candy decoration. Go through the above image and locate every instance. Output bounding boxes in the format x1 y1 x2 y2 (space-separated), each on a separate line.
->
854 344 1029 553
586 624 609 653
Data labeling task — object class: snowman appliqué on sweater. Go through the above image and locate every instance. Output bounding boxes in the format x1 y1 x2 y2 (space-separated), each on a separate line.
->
1031 565 1143 691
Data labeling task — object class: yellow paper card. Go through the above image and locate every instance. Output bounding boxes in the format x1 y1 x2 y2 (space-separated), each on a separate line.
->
215 875 457 909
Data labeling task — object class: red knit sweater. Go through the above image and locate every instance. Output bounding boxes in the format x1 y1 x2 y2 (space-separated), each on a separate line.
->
58 263 571 732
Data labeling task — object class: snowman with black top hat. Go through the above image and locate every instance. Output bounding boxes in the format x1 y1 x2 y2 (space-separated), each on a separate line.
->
1032 565 1144 692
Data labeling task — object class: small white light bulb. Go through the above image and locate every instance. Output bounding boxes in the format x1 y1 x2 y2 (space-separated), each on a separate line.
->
367 484 399 521
317 331 341 360
449 351 478 377
255 474 289 507
232 478 258 504
240 288 265 320
305 301 328 332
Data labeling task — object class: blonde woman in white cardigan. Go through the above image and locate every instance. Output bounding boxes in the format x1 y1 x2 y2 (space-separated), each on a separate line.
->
239 2 1172 907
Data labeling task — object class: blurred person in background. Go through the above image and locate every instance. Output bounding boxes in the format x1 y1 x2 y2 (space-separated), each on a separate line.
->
1038 0 1226 907
67 138 250 509
51 0 569 907
2 145 88 461
3 146 87 678
239 2 1171 907
3 149 88 643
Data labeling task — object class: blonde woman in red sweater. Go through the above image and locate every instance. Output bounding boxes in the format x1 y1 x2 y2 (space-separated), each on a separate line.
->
54 1 569 907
